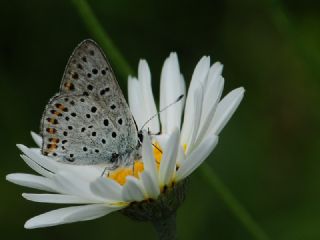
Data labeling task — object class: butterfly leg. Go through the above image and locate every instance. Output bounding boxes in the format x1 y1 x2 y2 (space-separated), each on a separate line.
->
100 161 119 177
101 166 109 177
132 162 135 175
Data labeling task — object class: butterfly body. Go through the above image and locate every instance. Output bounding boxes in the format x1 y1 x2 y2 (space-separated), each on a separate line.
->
40 39 141 169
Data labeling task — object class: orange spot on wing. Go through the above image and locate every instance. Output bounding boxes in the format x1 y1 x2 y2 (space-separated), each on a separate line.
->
47 143 57 149
46 143 58 153
47 118 58 124
49 138 60 143
50 110 62 116
64 82 75 91
55 103 67 111
46 128 56 134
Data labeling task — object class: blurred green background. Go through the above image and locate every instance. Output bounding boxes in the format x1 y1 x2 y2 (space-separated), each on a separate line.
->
1 0 320 239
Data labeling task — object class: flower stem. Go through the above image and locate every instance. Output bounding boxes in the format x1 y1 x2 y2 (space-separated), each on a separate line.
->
200 163 270 240
152 213 177 240
70 0 134 80
70 1 270 239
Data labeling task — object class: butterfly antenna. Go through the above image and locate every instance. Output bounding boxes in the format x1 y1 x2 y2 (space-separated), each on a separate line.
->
140 94 184 131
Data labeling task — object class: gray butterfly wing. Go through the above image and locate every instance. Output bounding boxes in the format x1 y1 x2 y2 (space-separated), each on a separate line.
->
59 39 114 97
40 39 139 165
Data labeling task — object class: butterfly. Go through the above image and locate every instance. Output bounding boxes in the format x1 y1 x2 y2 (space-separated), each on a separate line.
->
40 39 142 170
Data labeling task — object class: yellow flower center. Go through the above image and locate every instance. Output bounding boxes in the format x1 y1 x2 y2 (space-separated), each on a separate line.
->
108 143 163 185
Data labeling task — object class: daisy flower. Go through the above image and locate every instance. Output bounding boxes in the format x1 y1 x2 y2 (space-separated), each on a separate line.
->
6 53 244 232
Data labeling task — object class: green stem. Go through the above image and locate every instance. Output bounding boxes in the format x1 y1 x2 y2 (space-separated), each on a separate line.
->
70 1 270 239
70 0 134 80
200 163 270 240
152 213 177 240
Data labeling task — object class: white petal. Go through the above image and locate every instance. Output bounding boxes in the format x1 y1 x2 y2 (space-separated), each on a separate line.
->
185 56 211 113
176 143 186 166
138 60 160 133
20 154 53 178
160 53 184 133
122 176 145 202
176 135 218 181
25 204 121 229
142 132 159 196
90 178 123 202
52 171 103 202
209 87 245 135
22 193 93 204
190 56 211 87
31 132 42 147
128 76 144 128
17 144 59 173
202 62 224 118
182 85 204 154
6 173 57 192
55 164 102 182
196 74 224 144
207 62 223 84
159 129 179 187
154 134 169 148
140 172 160 199
21 146 102 182
27 148 100 177
179 73 186 112
181 56 210 143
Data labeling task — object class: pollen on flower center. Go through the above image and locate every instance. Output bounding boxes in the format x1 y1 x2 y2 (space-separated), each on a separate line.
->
108 161 144 185
108 143 163 185
153 142 162 167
